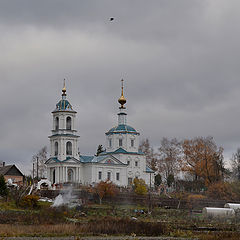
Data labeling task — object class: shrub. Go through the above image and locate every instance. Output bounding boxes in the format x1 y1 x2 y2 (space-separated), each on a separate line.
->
133 178 147 195
95 180 118 204
84 216 167 236
167 174 175 187
0 175 8 199
187 194 206 210
155 174 162 187
20 195 39 209
206 182 237 200
229 181 240 200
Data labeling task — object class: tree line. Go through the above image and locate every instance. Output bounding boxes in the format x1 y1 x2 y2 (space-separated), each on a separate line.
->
30 136 240 194
139 136 240 191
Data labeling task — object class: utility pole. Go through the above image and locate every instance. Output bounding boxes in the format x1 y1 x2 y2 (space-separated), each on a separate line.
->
33 163 35 182
148 173 152 214
36 156 39 181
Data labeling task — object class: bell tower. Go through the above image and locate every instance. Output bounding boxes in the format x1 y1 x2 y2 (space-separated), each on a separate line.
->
49 80 79 161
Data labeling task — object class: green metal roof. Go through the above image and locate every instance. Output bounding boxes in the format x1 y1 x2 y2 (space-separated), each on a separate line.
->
146 166 154 173
53 99 76 113
106 124 139 135
100 148 144 155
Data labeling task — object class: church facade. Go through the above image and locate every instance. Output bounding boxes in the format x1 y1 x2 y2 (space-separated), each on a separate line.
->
45 81 154 187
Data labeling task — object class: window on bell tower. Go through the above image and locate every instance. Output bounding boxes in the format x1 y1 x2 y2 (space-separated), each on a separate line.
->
66 116 72 130
66 141 72 155
55 117 59 130
119 139 122 147
54 142 58 156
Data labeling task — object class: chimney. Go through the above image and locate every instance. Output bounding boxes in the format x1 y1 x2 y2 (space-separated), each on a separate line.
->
2 162 5 167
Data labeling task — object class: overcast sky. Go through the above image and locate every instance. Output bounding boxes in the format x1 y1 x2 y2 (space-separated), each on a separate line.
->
1 0 240 174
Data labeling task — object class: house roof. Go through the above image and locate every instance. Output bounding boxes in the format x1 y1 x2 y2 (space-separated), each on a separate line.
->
0 165 24 176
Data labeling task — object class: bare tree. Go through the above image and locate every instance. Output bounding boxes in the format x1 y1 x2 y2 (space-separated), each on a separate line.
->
139 138 157 171
32 146 47 180
231 148 240 181
158 137 181 181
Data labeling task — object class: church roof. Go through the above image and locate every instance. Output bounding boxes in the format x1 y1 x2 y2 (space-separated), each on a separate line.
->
80 155 95 163
80 155 113 163
45 157 81 164
52 99 76 113
100 147 144 155
106 124 139 135
146 166 154 173
79 155 125 165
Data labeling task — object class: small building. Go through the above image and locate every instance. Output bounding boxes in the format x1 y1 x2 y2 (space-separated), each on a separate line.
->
0 163 24 185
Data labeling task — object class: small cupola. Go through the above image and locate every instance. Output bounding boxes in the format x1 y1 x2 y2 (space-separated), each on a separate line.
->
53 79 76 113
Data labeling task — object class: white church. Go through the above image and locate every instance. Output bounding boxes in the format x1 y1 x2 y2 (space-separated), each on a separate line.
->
45 80 154 187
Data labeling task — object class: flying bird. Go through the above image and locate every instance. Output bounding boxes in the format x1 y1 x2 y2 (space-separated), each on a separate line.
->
109 17 114 21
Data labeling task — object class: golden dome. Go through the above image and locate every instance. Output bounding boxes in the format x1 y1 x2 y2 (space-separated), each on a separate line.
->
118 79 126 108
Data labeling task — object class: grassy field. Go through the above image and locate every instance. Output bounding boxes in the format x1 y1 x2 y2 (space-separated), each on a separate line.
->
0 200 239 239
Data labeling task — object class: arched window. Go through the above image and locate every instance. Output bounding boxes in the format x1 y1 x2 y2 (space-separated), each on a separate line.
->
66 141 72 155
55 117 59 130
54 142 58 156
66 116 72 130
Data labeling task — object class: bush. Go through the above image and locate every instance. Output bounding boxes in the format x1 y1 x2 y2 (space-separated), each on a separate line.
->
0 175 8 199
187 194 206 209
229 181 240 200
95 180 118 204
20 195 39 209
206 182 237 200
84 216 167 236
155 174 162 187
133 178 147 195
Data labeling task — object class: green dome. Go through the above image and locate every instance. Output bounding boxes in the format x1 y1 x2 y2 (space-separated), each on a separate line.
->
106 124 139 135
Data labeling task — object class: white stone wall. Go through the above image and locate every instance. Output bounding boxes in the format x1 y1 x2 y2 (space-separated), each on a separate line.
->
106 133 139 153
90 164 127 186
50 110 79 161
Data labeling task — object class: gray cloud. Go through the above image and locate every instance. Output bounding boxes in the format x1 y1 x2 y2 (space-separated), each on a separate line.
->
1 0 240 174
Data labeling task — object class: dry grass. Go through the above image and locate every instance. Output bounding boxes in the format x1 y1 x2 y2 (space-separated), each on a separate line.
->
197 232 240 240
0 224 78 237
0 217 167 237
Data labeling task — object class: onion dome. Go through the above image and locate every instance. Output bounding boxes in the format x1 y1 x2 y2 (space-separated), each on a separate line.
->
118 79 126 109
52 79 76 113
106 124 139 136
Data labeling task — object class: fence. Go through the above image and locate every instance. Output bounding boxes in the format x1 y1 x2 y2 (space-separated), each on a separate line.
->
40 189 240 210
